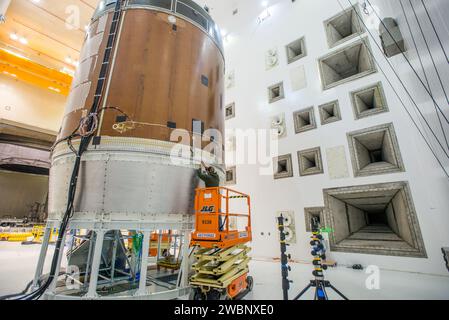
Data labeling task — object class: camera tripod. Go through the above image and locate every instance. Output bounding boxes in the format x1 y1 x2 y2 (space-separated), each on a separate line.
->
292 278 347 300
277 215 348 300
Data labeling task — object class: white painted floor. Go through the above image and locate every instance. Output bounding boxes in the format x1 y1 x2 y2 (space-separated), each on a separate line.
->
1 242 448 300
0 242 67 296
246 259 449 300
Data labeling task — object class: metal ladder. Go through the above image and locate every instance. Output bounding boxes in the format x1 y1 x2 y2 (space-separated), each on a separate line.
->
91 0 123 114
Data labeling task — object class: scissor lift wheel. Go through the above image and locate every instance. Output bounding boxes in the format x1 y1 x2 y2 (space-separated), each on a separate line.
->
247 275 254 291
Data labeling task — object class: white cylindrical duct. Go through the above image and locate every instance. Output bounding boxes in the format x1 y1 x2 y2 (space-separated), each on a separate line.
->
0 0 12 23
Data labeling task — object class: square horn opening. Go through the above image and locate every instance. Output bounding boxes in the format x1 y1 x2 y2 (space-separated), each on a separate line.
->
323 182 427 257
225 166 236 185
318 38 376 90
293 107 316 134
273 154 293 179
351 82 389 119
268 82 285 103
319 100 342 125
286 37 307 64
225 102 236 120
347 123 405 177
298 147 323 176
304 207 325 232
324 6 364 48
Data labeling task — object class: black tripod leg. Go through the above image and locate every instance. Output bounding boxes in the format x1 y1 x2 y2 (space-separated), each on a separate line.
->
293 284 312 300
329 284 349 300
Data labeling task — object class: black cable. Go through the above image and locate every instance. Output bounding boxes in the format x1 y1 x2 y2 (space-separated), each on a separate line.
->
0 272 67 300
0 161 77 300
365 0 449 121
18 169 78 300
399 0 449 149
408 0 449 106
51 127 81 153
420 0 449 62
0 280 33 300
51 107 130 153
0 0 125 301
348 0 449 160
98 106 131 120
365 0 449 154
337 0 449 179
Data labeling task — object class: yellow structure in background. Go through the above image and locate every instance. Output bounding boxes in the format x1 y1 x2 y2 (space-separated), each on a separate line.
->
0 48 72 96
0 225 58 243
0 231 33 242
30 225 45 243
33 226 59 244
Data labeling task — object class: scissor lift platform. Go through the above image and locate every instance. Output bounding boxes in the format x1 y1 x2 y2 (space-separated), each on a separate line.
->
189 187 253 300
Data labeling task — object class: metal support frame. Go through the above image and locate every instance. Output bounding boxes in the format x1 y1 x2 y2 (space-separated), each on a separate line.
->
137 231 150 296
38 209 194 300
82 234 95 291
85 230 105 298
110 231 119 283
177 231 190 288
48 231 67 293
32 227 52 290
157 232 162 261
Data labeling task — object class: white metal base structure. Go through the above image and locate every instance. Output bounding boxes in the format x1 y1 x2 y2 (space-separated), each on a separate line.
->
33 223 193 300
32 140 224 299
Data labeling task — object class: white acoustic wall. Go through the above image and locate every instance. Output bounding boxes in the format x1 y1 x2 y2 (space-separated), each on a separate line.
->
205 0 449 275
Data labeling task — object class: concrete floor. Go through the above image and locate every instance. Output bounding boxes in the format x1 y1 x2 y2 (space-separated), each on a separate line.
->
1 242 448 299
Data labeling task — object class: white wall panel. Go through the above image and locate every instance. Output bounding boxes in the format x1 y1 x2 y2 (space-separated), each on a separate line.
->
206 0 449 275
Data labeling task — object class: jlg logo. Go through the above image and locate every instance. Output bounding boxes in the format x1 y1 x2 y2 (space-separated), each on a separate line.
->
201 206 215 212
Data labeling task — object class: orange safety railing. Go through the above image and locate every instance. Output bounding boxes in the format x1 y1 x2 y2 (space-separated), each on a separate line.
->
191 187 252 248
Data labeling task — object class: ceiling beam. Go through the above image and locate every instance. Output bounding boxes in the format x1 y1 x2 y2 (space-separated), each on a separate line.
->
0 48 72 96
79 0 96 10
28 0 85 33
12 18 82 53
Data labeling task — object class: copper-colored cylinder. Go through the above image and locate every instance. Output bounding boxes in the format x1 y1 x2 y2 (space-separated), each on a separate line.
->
49 1 225 221
59 1 224 148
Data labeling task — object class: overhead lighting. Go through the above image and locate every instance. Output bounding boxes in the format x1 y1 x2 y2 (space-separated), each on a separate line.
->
9 33 19 41
9 33 29 45
65 56 78 67
2 71 17 78
48 86 61 93
60 66 75 76
262 1 269 7
223 34 232 44
1 48 30 60
258 9 271 23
